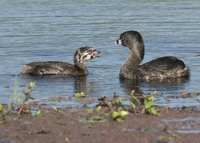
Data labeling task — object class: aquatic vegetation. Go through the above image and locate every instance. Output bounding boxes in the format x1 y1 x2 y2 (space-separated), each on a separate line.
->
87 108 93 113
0 75 37 123
7 74 37 116
56 120 62 124
22 108 31 114
45 110 50 113
80 115 108 123
150 90 158 96
32 110 42 117
65 138 70 143
94 92 160 123
129 90 141 113
74 92 85 98
18 80 37 116
167 91 200 99
110 95 129 122
96 106 101 112
0 104 6 116
159 134 180 140
142 95 160 116
114 96 127 110
53 107 64 113
97 94 129 122
2 75 160 126
8 74 23 111
127 90 160 116
112 110 129 122
0 104 6 123
80 108 108 123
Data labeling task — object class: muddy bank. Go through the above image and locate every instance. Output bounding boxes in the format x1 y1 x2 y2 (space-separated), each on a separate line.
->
1 95 200 143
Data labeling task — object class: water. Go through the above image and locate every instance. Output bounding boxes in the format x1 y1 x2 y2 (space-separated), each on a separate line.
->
0 0 200 107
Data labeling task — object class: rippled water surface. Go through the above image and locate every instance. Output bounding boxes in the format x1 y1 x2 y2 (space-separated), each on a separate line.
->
1 0 200 107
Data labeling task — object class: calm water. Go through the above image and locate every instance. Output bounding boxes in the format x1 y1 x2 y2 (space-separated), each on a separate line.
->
0 0 200 107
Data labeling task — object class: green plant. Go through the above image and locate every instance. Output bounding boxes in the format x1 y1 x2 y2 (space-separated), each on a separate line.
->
74 92 85 98
18 81 37 115
96 106 101 112
159 134 180 140
142 95 160 116
0 104 6 123
96 94 129 122
8 74 36 114
0 104 6 115
8 74 23 111
114 96 127 110
53 107 64 113
129 90 140 113
32 110 42 117
65 137 70 143
112 110 129 122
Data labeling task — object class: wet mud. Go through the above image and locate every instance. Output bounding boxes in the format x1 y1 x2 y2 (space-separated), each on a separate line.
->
1 95 200 143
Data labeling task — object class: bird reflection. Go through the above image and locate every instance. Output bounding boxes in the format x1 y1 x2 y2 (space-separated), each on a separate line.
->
21 74 96 96
119 77 189 95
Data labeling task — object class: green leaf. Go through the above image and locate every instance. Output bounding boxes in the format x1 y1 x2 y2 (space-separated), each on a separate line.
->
116 118 124 122
29 81 37 89
159 134 180 140
23 108 31 114
0 104 6 115
0 120 5 124
149 96 155 102
53 107 58 112
57 120 62 124
182 91 188 94
130 90 135 96
17 97 21 102
96 106 101 112
32 110 42 117
145 102 152 109
65 138 70 143
99 119 107 123
0 104 3 111
143 95 149 102
120 111 129 117
74 92 85 98
115 98 123 106
133 96 140 104
130 90 140 104
130 101 136 109
112 111 121 119
87 109 93 113
92 115 101 120
152 105 160 108
148 108 160 116
36 110 42 116
104 113 110 116
106 101 112 108
13 74 18 98
79 116 108 123
45 110 50 113
87 124 92 128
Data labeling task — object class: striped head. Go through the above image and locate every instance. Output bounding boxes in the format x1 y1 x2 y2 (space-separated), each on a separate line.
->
74 46 101 65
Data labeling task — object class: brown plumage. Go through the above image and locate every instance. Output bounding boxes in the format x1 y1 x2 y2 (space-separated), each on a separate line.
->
21 46 101 76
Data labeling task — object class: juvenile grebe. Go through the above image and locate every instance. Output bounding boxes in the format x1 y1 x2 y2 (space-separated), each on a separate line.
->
21 46 101 76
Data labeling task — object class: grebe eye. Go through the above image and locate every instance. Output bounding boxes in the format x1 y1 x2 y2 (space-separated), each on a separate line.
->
121 37 124 40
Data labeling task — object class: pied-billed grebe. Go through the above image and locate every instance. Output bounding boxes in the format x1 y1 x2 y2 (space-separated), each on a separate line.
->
21 46 101 76
115 30 190 80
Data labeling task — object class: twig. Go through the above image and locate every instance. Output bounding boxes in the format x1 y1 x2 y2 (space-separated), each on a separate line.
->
18 90 31 116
